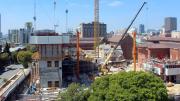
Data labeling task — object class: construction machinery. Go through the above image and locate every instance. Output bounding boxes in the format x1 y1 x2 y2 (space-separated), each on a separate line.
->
100 2 147 75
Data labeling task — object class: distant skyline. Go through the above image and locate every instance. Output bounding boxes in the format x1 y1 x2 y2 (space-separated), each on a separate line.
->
0 0 180 34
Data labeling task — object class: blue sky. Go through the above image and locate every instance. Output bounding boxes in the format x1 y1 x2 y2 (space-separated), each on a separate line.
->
0 0 180 34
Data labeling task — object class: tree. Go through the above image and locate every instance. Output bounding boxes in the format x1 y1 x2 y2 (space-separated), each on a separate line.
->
57 72 168 101
88 71 168 101
17 51 33 68
3 42 10 53
11 51 18 64
25 45 36 53
57 83 90 101
0 52 9 67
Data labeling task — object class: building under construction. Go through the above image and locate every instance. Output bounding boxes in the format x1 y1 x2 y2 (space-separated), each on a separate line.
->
30 30 98 88
138 36 180 83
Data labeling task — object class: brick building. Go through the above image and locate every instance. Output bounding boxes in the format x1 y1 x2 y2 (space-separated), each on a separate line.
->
138 37 180 83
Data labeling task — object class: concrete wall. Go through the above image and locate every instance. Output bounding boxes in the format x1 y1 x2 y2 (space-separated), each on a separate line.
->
171 31 180 38
165 68 180 76
170 48 180 60
138 47 148 67
149 48 170 59
39 60 62 88
176 75 180 83
30 36 70 44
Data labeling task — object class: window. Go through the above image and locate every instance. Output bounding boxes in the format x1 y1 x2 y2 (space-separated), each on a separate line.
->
55 81 59 87
47 61 52 67
48 81 52 88
55 61 59 67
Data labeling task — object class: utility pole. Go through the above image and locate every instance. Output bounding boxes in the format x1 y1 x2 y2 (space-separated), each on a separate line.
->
65 9 68 33
53 0 58 32
33 0 37 31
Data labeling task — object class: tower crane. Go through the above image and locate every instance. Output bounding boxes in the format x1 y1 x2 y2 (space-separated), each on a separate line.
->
94 0 99 57
100 2 147 74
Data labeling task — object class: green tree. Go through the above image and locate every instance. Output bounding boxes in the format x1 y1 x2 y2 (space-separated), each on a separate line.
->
11 51 18 64
57 83 90 101
25 45 36 53
0 53 9 67
88 71 168 101
57 72 168 101
3 42 10 53
17 51 33 68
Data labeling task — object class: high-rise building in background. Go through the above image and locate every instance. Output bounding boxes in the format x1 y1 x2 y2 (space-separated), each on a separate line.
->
78 22 107 38
139 24 145 34
25 22 33 43
165 17 177 33
8 29 19 43
8 22 33 45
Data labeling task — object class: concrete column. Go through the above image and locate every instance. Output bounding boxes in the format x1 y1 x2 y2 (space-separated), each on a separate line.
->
147 49 151 59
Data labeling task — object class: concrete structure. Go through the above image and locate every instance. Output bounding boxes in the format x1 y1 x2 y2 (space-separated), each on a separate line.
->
0 65 31 101
24 22 33 44
171 31 180 38
139 24 145 34
78 22 107 38
19 28 26 44
8 29 19 44
138 37 180 83
165 17 177 33
108 34 133 60
8 22 33 45
30 30 70 88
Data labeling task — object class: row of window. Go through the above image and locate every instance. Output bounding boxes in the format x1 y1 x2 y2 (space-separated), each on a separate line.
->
47 61 59 67
48 81 59 88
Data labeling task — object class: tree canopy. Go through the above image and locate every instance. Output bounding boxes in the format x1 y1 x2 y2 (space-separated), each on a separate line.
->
58 71 168 101
3 42 10 53
58 83 90 101
17 51 33 68
88 71 168 101
0 53 9 67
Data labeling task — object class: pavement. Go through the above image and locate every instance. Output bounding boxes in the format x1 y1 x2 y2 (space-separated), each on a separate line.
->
0 65 22 88
167 84 180 95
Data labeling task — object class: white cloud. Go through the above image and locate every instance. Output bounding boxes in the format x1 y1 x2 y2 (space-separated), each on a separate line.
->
108 0 123 7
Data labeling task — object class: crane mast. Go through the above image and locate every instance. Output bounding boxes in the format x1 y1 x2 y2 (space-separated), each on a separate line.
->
94 0 99 57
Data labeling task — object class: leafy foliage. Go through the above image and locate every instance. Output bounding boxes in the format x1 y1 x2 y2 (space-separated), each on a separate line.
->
3 42 10 53
0 53 9 67
58 72 168 101
11 51 18 64
25 45 36 53
88 71 168 101
57 83 90 101
17 51 33 68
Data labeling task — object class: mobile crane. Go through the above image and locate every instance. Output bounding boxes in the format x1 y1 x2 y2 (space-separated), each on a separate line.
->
100 2 147 75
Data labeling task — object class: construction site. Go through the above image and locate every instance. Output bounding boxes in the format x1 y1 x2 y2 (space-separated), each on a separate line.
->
2 0 180 101
15 1 148 100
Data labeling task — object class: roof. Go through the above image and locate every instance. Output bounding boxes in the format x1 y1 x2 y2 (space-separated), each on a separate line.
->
108 34 133 43
32 52 40 60
70 37 104 44
147 36 180 43
138 42 180 49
